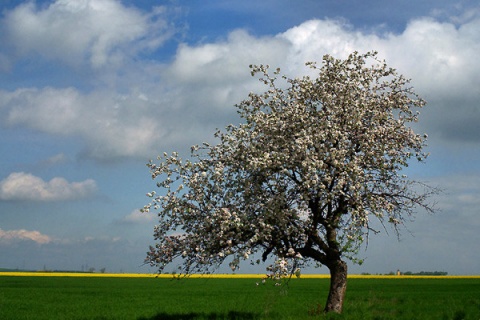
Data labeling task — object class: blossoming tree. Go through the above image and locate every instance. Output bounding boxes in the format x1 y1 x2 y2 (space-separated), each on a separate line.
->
143 51 437 313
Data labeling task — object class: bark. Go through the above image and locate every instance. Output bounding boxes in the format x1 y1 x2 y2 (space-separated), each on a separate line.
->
324 259 348 313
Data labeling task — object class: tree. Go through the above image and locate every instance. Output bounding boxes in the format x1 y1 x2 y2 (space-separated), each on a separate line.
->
143 51 437 313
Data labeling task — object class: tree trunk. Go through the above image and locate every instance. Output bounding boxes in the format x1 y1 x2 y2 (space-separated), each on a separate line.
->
324 259 348 313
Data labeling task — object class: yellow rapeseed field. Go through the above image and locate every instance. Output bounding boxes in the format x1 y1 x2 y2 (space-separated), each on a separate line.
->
1 272 479 279
0 272 263 278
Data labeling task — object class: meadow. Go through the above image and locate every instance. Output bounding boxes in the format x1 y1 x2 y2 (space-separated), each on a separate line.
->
0 273 479 319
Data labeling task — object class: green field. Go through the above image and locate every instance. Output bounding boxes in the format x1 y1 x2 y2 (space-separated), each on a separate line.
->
1 275 479 319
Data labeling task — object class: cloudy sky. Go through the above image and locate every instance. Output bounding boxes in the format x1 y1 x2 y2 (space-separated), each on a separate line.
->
0 0 479 275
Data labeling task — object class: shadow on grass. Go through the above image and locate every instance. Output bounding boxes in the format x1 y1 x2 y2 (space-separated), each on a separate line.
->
138 311 261 320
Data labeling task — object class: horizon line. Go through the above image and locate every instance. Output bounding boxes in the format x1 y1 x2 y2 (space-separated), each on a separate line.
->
1 272 479 279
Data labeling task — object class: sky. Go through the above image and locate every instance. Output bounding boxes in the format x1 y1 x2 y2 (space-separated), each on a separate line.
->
0 0 479 275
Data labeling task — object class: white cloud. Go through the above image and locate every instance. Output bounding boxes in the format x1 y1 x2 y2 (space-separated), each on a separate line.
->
279 19 382 68
0 228 52 244
0 11 479 161
82 235 121 243
164 14 480 147
122 209 155 224
383 18 480 142
2 0 172 68
169 30 290 84
0 172 97 201
0 87 164 160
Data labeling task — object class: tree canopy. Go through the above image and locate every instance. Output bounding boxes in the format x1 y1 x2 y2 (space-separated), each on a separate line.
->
143 51 437 312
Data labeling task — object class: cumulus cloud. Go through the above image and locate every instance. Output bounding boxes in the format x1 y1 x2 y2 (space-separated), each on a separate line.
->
2 0 172 69
387 18 480 143
166 14 480 146
0 87 167 160
122 209 156 224
0 228 52 244
169 30 290 84
0 8 479 161
0 172 97 201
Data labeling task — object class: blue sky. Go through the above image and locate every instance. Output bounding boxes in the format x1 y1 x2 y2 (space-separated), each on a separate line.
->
0 0 479 275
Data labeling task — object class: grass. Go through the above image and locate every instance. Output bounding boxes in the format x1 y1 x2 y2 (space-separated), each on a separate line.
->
0 274 479 319
340 278 480 320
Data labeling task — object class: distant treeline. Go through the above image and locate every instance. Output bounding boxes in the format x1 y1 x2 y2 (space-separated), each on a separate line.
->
361 271 449 276
0 268 87 273
402 271 448 276
0 267 106 274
